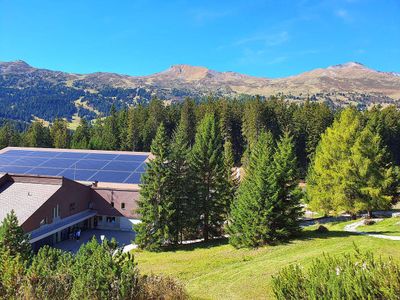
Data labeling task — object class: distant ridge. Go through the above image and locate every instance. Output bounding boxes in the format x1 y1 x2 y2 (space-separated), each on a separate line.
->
0 60 400 124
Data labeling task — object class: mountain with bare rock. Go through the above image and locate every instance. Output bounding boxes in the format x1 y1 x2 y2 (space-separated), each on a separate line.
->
0 60 399 125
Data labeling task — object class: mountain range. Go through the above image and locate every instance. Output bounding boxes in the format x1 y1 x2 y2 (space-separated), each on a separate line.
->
1 60 400 125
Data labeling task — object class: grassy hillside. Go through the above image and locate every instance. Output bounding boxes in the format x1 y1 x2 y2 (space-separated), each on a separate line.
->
133 221 400 300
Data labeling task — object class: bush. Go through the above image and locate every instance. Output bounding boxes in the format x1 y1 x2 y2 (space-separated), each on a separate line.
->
364 219 376 226
315 225 329 233
138 274 188 300
272 246 400 300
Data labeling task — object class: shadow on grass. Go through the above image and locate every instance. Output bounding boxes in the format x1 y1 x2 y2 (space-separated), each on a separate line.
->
159 230 360 252
163 237 230 252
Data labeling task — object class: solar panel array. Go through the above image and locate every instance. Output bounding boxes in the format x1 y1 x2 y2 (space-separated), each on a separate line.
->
0 149 148 184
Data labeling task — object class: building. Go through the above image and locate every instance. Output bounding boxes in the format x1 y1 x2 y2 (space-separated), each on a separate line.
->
0 147 150 250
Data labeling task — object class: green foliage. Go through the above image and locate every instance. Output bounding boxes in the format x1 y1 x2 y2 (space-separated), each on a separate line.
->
135 123 174 250
0 122 20 149
22 121 51 147
229 131 302 248
272 246 400 300
190 113 228 241
307 107 396 215
50 118 70 148
0 210 32 261
71 118 90 149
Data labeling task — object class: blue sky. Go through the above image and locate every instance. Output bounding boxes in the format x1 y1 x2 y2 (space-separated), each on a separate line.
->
0 0 399 77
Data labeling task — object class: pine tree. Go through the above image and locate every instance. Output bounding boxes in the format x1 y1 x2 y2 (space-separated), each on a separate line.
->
71 118 90 149
50 118 70 148
307 108 363 215
134 123 173 251
223 139 237 215
0 210 32 261
190 113 227 241
23 121 51 148
169 124 192 243
179 98 197 146
228 131 276 248
350 125 395 216
102 105 119 150
0 123 20 149
307 107 396 216
270 132 302 238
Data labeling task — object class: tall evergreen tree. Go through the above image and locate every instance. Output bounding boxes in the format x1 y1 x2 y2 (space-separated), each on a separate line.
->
0 210 32 261
134 123 173 250
229 131 276 247
102 105 119 150
0 123 20 149
23 121 51 148
50 118 70 148
190 113 227 241
71 118 91 149
179 98 197 146
223 139 237 215
169 124 192 243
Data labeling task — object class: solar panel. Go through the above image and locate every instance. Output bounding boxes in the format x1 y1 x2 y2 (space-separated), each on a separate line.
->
0 149 149 184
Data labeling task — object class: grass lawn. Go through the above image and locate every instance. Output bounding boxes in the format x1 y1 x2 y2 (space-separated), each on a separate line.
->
133 223 400 300
357 217 400 236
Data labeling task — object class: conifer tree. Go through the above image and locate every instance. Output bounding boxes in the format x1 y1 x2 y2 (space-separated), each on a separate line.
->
0 123 20 149
307 107 396 216
134 123 173 250
23 121 51 148
71 118 90 149
0 210 32 261
190 113 227 241
169 124 192 243
223 139 237 215
228 131 276 248
102 105 119 150
179 98 197 146
50 118 70 148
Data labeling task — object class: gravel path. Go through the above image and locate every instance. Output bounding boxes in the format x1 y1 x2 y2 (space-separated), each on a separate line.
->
344 219 400 241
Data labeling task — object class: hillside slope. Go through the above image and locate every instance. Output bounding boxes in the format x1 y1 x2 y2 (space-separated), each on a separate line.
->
1 60 399 124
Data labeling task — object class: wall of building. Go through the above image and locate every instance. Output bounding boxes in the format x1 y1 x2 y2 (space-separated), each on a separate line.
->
22 178 92 232
91 188 140 219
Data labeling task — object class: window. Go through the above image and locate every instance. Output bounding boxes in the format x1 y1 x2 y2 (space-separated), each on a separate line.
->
52 204 60 219
111 202 114 208
106 217 116 223
121 203 125 210
98 216 103 222
69 202 76 212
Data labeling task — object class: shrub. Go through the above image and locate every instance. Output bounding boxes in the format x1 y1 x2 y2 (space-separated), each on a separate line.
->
364 219 376 226
272 246 400 300
315 225 329 233
138 274 188 300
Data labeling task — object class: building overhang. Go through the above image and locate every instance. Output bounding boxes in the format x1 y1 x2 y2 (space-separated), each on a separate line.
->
29 210 97 243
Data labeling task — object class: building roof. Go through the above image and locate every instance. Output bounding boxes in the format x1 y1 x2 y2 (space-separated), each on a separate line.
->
0 180 61 224
0 147 151 189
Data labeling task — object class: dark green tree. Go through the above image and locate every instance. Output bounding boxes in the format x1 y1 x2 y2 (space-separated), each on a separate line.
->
23 121 51 148
134 123 173 250
179 98 197 146
0 123 21 149
50 118 70 148
190 113 228 241
0 210 32 261
71 118 91 149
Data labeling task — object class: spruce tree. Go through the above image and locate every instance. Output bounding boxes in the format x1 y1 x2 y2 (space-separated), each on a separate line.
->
23 121 51 148
102 105 119 150
190 113 227 241
0 123 20 149
50 118 70 148
228 131 276 248
134 123 173 251
270 132 302 238
169 124 192 243
0 210 32 261
179 98 197 146
71 118 90 149
223 139 237 216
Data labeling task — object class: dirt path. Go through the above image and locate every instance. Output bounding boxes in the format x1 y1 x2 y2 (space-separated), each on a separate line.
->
344 219 400 241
